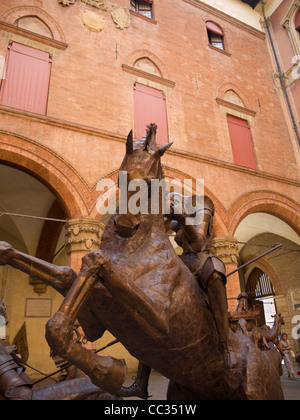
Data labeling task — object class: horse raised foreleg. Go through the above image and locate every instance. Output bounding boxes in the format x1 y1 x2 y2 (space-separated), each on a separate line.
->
93 251 169 334
0 242 76 296
45 252 126 396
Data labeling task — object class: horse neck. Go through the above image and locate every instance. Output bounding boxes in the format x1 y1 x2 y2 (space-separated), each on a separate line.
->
272 315 281 333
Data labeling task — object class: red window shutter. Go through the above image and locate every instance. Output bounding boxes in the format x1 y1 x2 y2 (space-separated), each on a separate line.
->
227 115 257 170
0 42 51 115
296 10 300 31
134 83 169 145
206 21 224 36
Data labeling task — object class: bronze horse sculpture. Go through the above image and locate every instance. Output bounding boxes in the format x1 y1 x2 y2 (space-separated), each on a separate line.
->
0 124 284 400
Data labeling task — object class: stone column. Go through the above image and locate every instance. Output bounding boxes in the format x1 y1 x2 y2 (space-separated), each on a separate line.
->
211 236 240 311
65 218 105 274
64 218 105 349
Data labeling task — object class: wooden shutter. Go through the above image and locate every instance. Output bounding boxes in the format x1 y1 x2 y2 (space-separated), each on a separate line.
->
206 21 224 36
0 42 51 115
134 83 169 145
227 115 257 170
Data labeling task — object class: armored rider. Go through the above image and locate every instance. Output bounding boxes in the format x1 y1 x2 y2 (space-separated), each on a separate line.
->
167 193 229 359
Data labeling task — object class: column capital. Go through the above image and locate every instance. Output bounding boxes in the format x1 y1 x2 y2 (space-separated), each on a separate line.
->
211 236 239 265
65 218 105 254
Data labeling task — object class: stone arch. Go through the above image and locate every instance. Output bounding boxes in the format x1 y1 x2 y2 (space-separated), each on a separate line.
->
90 169 119 220
228 190 300 237
0 6 66 43
242 254 283 296
217 82 253 110
223 89 245 107
14 16 54 39
0 130 90 218
133 57 163 78
124 49 169 80
89 165 229 237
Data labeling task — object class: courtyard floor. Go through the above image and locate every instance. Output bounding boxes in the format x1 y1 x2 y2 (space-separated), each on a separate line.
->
123 363 300 400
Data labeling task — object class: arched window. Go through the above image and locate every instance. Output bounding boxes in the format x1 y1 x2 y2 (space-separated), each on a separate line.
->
246 268 275 299
14 16 53 39
206 21 224 50
246 268 276 327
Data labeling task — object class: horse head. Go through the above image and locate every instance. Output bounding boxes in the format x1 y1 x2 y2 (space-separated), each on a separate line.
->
114 123 173 238
272 313 285 326
277 313 285 326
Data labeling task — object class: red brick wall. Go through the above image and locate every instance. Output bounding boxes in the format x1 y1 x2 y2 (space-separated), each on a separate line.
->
0 0 299 305
0 0 298 180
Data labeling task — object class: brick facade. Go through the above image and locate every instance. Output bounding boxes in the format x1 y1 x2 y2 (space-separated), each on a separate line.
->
0 0 299 372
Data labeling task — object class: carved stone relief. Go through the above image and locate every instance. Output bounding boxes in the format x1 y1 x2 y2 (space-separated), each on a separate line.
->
82 10 106 32
59 0 107 10
65 219 104 254
211 236 239 265
58 0 131 31
110 5 131 30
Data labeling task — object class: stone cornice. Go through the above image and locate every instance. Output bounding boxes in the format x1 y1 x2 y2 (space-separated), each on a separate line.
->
184 0 265 40
0 105 125 144
168 146 300 188
216 98 257 117
0 105 299 188
0 21 68 50
122 64 176 89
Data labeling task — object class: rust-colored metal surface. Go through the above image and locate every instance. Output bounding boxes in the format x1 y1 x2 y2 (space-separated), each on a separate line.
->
0 124 284 400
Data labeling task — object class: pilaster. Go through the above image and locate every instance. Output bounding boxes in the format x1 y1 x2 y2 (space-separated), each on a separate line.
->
211 236 241 311
65 218 105 273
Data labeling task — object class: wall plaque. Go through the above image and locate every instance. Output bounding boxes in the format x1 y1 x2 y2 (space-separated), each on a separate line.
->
110 5 131 30
25 298 52 318
58 0 107 10
82 10 106 32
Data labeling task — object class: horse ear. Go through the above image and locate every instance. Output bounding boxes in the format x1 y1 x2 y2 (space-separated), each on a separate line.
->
1 298 4 305
145 123 158 151
126 130 133 155
154 142 173 158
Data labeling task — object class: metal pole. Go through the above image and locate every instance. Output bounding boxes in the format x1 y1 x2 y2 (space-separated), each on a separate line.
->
261 0 300 146
226 243 282 277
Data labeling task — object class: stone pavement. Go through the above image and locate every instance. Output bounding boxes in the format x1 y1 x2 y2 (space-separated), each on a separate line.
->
124 363 300 400
280 363 300 400
32 363 300 400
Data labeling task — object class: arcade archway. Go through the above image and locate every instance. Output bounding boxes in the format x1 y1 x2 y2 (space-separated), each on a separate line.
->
0 162 69 376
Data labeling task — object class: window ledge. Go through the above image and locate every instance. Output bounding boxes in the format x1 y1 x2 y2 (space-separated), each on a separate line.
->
216 98 256 117
129 10 157 25
208 44 231 57
0 21 68 50
122 64 175 88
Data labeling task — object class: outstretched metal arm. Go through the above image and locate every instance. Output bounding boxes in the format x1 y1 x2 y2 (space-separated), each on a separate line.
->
0 242 76 295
